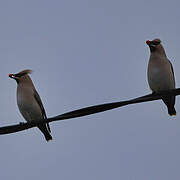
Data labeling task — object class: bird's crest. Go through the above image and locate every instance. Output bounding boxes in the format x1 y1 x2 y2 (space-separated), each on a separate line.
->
15 69 33 77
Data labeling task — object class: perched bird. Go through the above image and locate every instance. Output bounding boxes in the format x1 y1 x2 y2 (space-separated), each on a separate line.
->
146 38 176 116
9 69 52 141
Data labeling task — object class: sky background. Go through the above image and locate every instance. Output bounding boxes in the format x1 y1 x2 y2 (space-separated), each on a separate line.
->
0 0 180 179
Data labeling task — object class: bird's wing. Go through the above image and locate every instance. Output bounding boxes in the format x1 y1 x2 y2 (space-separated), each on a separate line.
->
33 89 51 133
168 60 176 86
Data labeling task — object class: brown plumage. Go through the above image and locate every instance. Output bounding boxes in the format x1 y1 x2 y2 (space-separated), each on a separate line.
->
9 69 52 141
146 39 176 116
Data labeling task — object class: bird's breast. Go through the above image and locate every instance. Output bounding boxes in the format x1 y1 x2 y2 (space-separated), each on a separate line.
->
147 61 175 92
17 88 42 122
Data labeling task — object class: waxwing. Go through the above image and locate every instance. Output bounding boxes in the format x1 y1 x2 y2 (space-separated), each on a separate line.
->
9 69 52 141
146 39 176 116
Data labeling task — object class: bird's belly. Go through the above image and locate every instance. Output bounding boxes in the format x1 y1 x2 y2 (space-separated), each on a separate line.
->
148 67 174 92
17 94 42 122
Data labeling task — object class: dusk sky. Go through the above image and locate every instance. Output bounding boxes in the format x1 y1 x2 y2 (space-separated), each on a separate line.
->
0 0 180 179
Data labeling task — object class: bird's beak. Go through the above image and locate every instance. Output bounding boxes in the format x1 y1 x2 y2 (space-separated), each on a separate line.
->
9 74 15 79
146 40 151 45
146 40 156 48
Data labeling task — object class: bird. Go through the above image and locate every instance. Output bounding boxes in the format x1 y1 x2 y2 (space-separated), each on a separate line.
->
9 69 52 141
146 38 176 116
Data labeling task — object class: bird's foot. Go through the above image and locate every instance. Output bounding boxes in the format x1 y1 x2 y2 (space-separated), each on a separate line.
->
19 122 25 125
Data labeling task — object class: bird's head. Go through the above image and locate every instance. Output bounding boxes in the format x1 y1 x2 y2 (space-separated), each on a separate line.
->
146 38 161 51
146 38 166 57
9 69 32 83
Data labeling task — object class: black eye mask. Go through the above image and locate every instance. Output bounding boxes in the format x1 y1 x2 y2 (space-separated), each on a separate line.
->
14 72 27 78
151 41 160 46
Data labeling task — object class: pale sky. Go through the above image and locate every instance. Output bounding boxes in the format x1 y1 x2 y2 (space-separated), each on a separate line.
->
1 0 180 179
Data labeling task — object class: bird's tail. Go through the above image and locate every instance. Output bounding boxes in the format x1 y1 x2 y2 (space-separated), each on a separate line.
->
44 133 53 142
38 124 53 142
162 96 176 116
168 107 176 116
